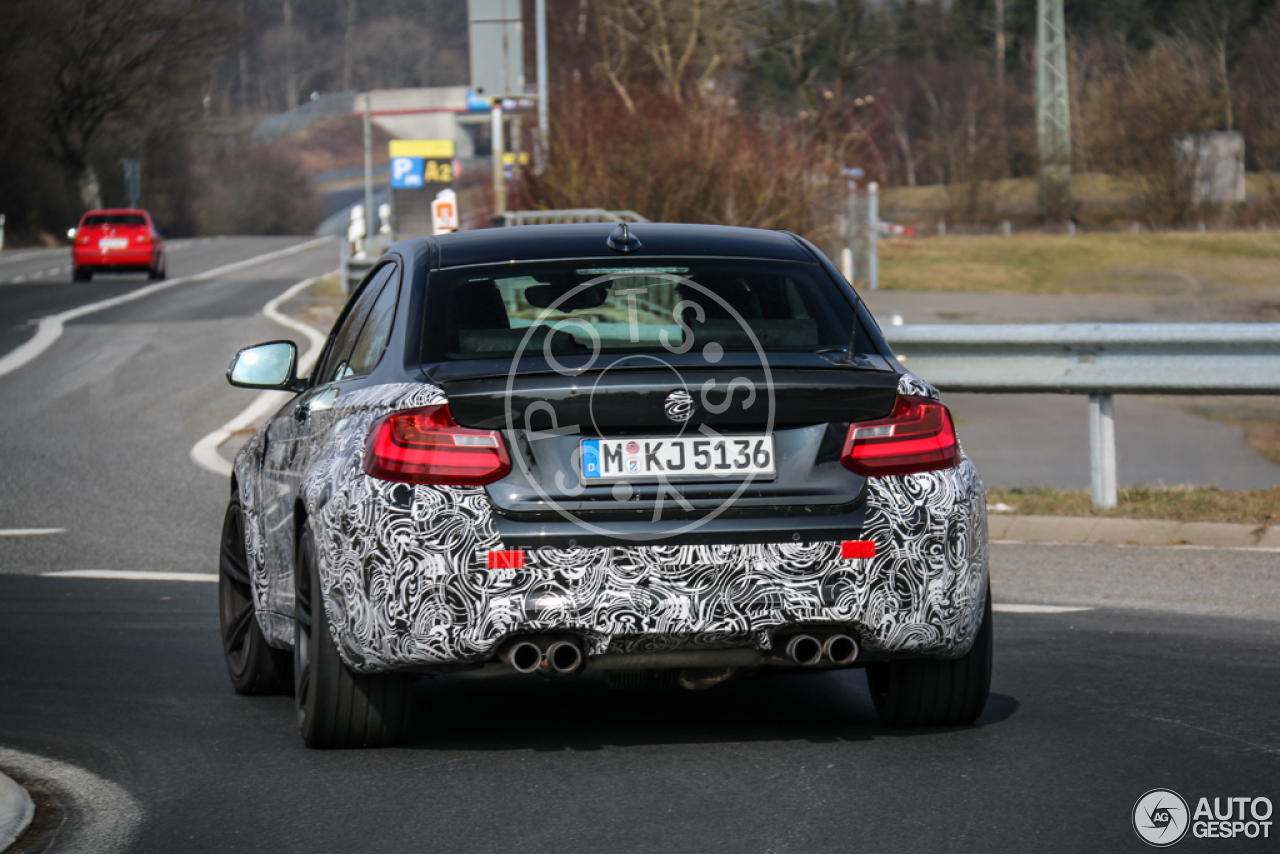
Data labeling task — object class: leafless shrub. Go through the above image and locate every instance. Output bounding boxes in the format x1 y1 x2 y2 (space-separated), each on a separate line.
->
511 83 852 247
1074 37 1221 226
193 138 321 236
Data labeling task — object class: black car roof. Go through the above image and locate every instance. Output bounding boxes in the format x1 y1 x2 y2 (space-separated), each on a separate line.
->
425 223 815 268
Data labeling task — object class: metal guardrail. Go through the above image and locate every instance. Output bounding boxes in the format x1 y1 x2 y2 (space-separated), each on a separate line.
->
881 323 1280 507
505 209 649 226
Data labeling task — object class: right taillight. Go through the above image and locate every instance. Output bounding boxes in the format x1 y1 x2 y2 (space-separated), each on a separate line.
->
364 404 511 485
841 395 960 476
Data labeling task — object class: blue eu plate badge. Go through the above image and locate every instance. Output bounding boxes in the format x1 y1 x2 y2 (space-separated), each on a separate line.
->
581 440 602 479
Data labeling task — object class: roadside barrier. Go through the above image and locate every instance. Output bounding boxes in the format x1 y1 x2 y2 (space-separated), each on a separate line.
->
883 323 1280 507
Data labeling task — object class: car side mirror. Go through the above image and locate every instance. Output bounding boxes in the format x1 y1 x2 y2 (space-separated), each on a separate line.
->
227 341 304 391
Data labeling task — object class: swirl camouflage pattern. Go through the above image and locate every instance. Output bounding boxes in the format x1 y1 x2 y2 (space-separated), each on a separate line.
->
233 373 987 673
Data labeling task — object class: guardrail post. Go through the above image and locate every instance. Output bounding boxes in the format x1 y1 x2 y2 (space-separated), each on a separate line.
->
1089 394 1117 508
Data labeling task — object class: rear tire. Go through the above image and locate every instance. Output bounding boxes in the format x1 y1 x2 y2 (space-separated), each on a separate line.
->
148 258 165 280
867 591 993 727
73 266 91 281
219 497 292 695
294 519 413 749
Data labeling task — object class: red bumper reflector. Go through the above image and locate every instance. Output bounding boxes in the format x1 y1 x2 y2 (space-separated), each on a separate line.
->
488 550 525 569
841 540 876 559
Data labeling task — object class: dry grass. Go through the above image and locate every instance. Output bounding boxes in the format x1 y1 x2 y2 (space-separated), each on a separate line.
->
880 172 1280 215
986 485 1280 526
877 230 1280 295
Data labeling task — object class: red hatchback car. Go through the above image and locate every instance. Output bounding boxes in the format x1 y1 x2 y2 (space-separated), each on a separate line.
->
72 209 166 281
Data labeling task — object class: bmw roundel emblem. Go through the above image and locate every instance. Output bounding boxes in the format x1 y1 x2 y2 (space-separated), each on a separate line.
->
664 389 693 423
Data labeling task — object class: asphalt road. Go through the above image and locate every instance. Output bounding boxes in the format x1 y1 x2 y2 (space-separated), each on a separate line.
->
0 576 1276 853
0 239 1277 852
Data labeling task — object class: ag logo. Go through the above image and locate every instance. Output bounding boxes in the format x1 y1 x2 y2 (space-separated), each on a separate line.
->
1133 789 1190 847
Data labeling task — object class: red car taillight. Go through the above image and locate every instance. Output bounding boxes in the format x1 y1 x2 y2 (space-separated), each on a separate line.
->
841 395 960 477
364 405 511 485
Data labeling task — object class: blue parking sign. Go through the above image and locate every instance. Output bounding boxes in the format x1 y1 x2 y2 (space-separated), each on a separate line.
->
391 157 424 188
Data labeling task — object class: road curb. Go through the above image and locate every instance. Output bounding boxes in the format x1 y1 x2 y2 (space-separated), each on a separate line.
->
0 769 34 852
989 514 1277 549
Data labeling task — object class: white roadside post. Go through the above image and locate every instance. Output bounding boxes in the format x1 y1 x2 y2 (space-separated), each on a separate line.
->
1089 394 1118 508
1 213 6 251
348 204 366 260
432 189 459 235
491 100 506 225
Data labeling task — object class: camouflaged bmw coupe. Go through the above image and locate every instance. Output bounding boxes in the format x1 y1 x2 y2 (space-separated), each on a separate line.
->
219 223 991 748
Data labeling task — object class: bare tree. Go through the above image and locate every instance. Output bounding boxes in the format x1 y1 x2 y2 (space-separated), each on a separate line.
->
598 0 763 103
32 0 233 209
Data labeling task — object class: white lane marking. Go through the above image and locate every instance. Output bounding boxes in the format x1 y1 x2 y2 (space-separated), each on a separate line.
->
12 275 26 283
0 528 65 536
992 539 1280 553
0 766 34 851
0 248 62 266
993 604 1094 613
189 271 334 477
0 237 333 380
41 569 218 582
0 746 142 854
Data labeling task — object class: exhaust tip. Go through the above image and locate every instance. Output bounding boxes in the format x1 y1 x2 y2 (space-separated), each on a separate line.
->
505 640 543 674
545 640 584 675
785 634 823 667
824 634 859 666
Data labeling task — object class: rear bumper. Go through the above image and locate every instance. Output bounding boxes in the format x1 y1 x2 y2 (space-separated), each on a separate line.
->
73 248 156 268
305 457 988 674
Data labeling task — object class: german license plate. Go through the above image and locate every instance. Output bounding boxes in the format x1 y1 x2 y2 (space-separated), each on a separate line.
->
99 238 128 249
580 435 775 480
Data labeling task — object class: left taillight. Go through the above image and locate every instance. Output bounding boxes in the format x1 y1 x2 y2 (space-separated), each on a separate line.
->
841 395 960 477
364 404 511 486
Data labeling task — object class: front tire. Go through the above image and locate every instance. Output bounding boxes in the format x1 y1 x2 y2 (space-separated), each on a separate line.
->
219 497 292 694
867 591 993 727
294 519 413 749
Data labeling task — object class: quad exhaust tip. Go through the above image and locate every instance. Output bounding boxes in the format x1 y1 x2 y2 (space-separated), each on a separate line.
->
505 640 543 674
783 633 859 666
504 637 585 676
544 640 584 675
824 634 859 665
785 634 824 666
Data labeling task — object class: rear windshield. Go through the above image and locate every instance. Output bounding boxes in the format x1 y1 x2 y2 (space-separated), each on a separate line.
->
422 259 868 363
82 214 146 226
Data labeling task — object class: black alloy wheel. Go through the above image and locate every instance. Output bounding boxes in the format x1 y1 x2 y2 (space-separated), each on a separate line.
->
219 497 291 694
294 519 413 749
866 589 993 727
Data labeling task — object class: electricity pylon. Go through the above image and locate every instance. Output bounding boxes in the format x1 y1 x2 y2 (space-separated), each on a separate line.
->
1037 0 1072 219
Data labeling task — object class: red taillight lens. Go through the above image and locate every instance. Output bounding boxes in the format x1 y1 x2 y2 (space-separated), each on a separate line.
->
841 395 960 477
364 405 511 485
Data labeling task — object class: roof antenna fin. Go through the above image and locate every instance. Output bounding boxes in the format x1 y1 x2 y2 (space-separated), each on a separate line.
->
606 222 642 253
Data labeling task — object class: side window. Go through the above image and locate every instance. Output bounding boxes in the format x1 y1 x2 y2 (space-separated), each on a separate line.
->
346 266 400 376
315 263 395 384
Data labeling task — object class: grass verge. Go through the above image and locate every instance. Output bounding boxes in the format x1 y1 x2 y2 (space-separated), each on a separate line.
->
877 230 1280 295
986 486 1280 526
